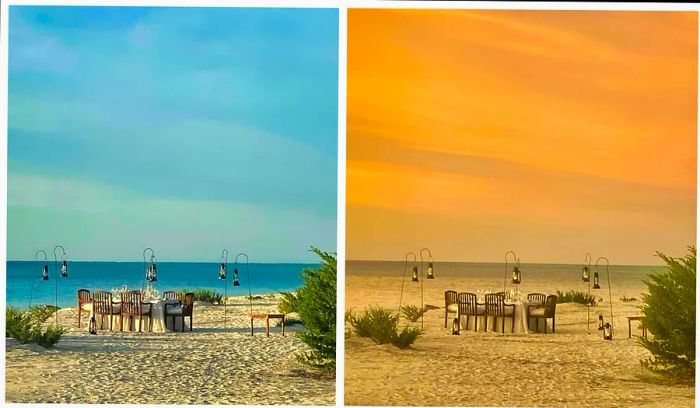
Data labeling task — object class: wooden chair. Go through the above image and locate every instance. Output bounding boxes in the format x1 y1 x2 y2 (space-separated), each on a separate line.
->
164 292 194 332
529 295 558 333
485 293 515 333
93 290 120 331
526 292 547 330
444 290 458 328
457 292 486 332
120 290 153 332
77 289 92 328
163 291 182 301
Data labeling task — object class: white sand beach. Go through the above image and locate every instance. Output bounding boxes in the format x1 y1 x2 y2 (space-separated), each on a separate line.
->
5 295 335 405
344 266 695 407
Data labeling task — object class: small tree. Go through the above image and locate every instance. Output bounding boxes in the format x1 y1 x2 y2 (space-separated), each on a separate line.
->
640 246 696 379
287 247 336 372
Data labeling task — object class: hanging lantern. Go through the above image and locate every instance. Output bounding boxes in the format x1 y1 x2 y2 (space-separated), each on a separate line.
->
89 316 97 335
60 258 68 278
411 266 419 282
592 272 600 289
146 255 158 283
452 317 460 335
233 268 240 286
426 262 435 279
219 263 227 280
42 263 49 280
603 322 612 340
582 266 590 282
598 314 604 330
511 266 521 284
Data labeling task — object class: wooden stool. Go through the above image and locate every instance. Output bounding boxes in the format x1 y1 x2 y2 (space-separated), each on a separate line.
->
627 316 647 339
250 313 286 337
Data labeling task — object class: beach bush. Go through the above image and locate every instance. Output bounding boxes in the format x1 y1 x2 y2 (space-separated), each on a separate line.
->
288 247 336 372
401 305 427 323
640 246 696 379
180 288 223 305
27 305 58 323
348 306 422 349
5 306 65 348
555 289 598 306
279 291 299 314
393 326 422 349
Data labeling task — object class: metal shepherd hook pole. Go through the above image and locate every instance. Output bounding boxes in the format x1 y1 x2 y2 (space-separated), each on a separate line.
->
142 247 155 291
220 249 229 327
584 252 592 334
30 249 48 308
419 247 433 332
235 253 251 316
504 251 518 295
398 252 417 321
53 245 67 326
596 256 613 338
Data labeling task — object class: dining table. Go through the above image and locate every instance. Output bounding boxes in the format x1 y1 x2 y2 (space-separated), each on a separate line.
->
85 298 189 332
457 298 545 334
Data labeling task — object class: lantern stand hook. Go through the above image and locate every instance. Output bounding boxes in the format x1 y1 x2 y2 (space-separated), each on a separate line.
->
220 249 229 327
584 252 592 334
142 247 155 291
418 247 432 332
53 245 66 327
235 253 251 317
595 256 613 338
398 252 418 324
30 249 48 308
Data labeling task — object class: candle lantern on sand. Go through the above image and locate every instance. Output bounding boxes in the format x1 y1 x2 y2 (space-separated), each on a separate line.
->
603 322 613 340
89 316 97 335
598 314 604 330
452 318 460 335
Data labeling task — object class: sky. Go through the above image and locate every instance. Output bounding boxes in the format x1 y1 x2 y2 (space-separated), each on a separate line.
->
8 6 338 262
346 10 697 265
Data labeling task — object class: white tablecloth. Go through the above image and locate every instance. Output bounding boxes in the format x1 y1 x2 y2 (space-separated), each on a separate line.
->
86 299 190 332
457 300 543 334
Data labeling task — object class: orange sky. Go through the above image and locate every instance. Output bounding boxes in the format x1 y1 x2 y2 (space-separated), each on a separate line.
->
346 9 698 265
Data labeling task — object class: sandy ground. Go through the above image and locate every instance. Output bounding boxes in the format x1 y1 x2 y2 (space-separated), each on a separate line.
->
344 273 695 407
5 295 335 405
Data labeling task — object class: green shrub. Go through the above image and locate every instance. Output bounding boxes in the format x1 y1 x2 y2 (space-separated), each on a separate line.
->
349 306 398 344
277 317 303 327
285 247 336 372
393 326 422 349
348 306 422 349
555 289 598 306
6 306 65 348
401 305 427 323
180 288 223 305
620 296 638 302
640 246 696 379
279 291 299 314
27 305 58 323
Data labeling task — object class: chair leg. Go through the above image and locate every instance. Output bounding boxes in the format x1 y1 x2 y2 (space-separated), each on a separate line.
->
445 310 448 328
190 315 193 331
77 307 81 328
511 316 515 333
553 316 556 333
181 316 185 333
544 318 548 334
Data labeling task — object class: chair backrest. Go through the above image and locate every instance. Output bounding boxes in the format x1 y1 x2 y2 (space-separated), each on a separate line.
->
93 290 113 314
457 292 478 316
545 295 558 317
163 291 181 301
78 289 91 303
121 290 143 315
485 293 505 316
445 290 458 306
182 293 195 314
527 293 546 304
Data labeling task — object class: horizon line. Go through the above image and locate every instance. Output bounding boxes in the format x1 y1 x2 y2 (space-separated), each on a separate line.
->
346 258 664 267
6 259 322 264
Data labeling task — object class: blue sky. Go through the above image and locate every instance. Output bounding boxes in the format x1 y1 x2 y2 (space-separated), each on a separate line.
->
8 6 338 262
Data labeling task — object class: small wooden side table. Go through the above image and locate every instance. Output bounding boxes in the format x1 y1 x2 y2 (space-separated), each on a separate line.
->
627 316 647 339
250 313 286 337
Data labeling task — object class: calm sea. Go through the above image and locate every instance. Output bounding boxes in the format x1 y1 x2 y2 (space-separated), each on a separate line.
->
346 261 661 300
6 261 314 308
